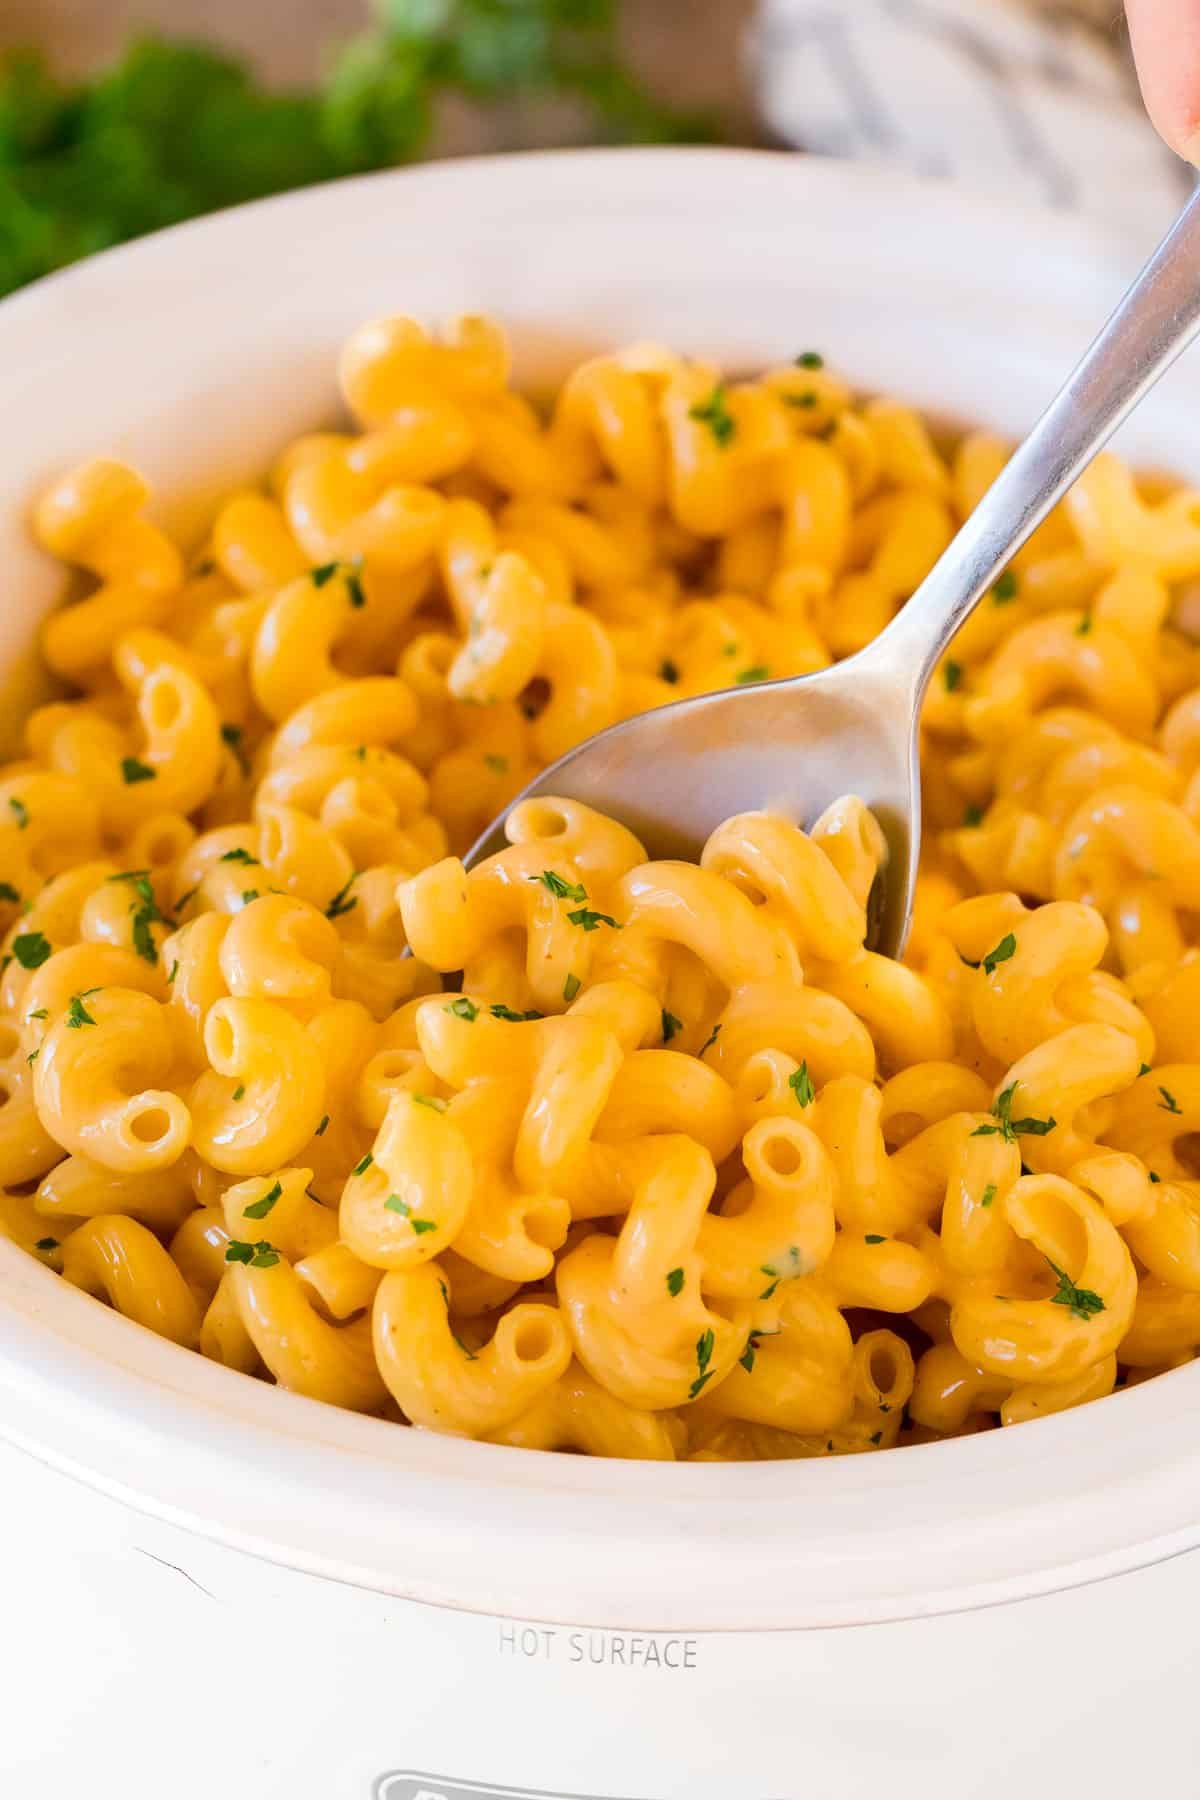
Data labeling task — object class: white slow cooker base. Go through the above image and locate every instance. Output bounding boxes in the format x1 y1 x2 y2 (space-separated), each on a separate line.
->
7 1429 1196 1798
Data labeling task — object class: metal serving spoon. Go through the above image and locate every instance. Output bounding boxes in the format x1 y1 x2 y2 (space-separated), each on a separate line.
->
467 188 1200 955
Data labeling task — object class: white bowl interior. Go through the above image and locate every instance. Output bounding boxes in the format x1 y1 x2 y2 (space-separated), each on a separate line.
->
2 148 1199 1630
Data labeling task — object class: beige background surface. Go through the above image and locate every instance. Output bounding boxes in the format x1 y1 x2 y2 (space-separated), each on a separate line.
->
6 0 759 138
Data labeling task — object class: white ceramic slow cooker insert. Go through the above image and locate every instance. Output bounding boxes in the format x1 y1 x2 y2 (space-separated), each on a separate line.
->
1 150 1198 1800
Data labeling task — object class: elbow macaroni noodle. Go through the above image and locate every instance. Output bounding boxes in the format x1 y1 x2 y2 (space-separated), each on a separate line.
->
7 314 1200 1459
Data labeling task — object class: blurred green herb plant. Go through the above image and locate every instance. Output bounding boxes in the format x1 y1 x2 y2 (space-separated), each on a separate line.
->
0 0 709 298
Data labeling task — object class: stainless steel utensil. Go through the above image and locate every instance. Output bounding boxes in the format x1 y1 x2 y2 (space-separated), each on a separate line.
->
467 187 1200 954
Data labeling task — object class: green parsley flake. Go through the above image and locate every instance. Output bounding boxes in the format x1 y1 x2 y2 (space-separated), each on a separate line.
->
65 993 98 1028
971 1082 1056 1145
688 385 735 447
563 974 582 1005
943 659 963 693
567 907 620 931
26 1008 46 1021
699 1022 722 1057
243 1180 282 1220
992 570 1019 603
658 659 680 684
12 932 51 970
661 1009 682 1044
167 960 179 985
411 1217 437 1235
785 390 819 409
345 567 366 609
963 932 1017 975
688 1327 716 1399
1159 1086 1183 1115
864 1234 886 1245
221 723 251 776
315 1114 330 1137
1138 1062 1152 1077
1046 1258 1105 1322
666 1267 685 1297
225 1239 279 1269
535 869 586 902
1075 613 1093 636
310 562 339 587
446 997 479 1022
869 1430 883 1446
1149 1171 1162 1184
351 1152 373 1176
219 848 259 865
491 1003 544 1022
735 665 769 685
962 803 985 828
8 797 28 830
325 873 359 920
483 754 509 775
120 756 156 785
795 350 825 369
413 1094 448 1113
0 883 19 904
232 1083 246 1102
980 1183 997 1208
789 1061 815 1107
34 1237 58 1253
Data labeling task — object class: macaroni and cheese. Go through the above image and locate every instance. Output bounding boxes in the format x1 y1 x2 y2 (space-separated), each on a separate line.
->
6 314 1200 1460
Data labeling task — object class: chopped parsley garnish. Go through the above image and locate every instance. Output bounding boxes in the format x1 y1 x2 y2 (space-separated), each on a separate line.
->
0 883 19 904
785 390 819 409
688 385 735 447
310 562 339 587
384 1194 411 1216
1047 1259 1105 1322
1158 1086 1183 1115
446 997 479 1021
26 1008 46 1021
980 1183 997 1208
243 1180 282 1220
65 992 98 1028
34 1237 58 1253
864 1234 886 1245
483 754 509 775
225 1239 280 1268
315 1114 330 1137
345 566 366 609
413 1093 448 1112
666 1267 685 1297
325 873 359 919
735 665 769 684
120 756 156 785
219 847 259 865
411 1217 438 1235
661 1009 682 1044
658 659 680 684
535 869 586 902
789 1061 815 1107
108 870 172 965
351 1152 373 1176
1075 613 1093 636
992 570 1019 603
451 1329 478 1361
971 1082 1056 1144
962 803 985 828
962 931 1017 976
232 1083 246 1102
943 659 963 693
490 1003 543 1022
167 960 179 984
11 932 51 970
25 1049 37 1066
795 350 825 369
869 1430 883 1445
699 1022 722 1057
1149 1170 1162 1184
8 797 28 830
1138 1062 1152 1078
174 886 200 914
688 1327 716 1399
221 722 251 776
567 907 620 931
563 974 582 1004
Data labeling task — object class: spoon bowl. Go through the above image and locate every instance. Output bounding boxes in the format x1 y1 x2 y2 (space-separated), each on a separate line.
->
468 185 1200 950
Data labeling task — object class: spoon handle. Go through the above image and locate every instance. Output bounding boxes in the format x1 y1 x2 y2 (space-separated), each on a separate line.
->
874 180 1200 694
